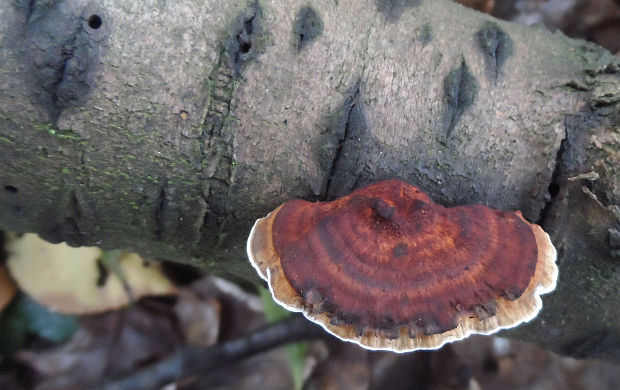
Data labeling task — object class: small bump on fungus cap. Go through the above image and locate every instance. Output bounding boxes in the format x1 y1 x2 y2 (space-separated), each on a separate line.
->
247 179 558 352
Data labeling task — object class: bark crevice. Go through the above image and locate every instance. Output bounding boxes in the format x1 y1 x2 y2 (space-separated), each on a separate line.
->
323 82 370 200
199 48 236 236
537 115 569 226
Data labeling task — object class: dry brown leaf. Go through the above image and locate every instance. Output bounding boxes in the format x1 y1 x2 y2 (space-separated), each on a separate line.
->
451 335 620 390
16 275 295 390
6 233 176 314
305 343 370 390
183 349 295 390
173 291 221 346
189 276 265 338
17 303 180 389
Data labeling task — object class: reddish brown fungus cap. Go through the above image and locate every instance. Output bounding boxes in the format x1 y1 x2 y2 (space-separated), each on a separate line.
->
247 179 558 352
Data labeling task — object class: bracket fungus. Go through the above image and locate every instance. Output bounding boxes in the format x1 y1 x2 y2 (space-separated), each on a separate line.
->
247 179 558 352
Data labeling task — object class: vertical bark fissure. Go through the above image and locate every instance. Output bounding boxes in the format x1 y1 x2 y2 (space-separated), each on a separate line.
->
324 86 360 199
443 59 477 139
26 0 36 19
50 37 76 116
154 181 168 241
197 47 237 249
322 26 373 200
537 115 569 225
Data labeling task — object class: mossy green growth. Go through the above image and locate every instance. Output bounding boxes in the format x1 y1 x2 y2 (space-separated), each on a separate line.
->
32 122 56 134
586 263 610 290
56 132 82 141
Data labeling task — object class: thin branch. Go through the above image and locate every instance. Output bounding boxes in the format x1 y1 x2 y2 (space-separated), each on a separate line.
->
81 314 326 390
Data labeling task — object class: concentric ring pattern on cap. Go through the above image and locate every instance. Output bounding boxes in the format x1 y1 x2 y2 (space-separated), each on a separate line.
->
247 179 558 352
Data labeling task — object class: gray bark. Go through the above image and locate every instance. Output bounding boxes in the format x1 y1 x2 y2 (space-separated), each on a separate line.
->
0 0 619 359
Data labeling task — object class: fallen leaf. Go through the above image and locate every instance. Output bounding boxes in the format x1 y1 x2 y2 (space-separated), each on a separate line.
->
0 294 78 361
6 233 176 314
304 342 370 390
189 276 264 338
181 349 295 390
451 335 620 390
173 291 220 346
16 301 180 390
13 275 306 390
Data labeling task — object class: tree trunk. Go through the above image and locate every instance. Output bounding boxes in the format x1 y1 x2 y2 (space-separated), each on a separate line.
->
1 0 619 359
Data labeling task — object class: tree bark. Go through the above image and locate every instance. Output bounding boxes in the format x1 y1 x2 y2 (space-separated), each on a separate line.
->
1 0 619 359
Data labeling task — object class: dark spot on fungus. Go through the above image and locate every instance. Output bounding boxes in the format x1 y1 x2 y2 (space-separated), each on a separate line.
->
248 179 558 351
393 243 408 258
476 21 513 84
473 301 498 320
504 288 521 301
294 6 323 51
4 185 18 194
443 59 477 138
376 0 421 22
411 199 428 211
88 14 102 29
304 287 324 305
329 316 344 326
370 197 395 220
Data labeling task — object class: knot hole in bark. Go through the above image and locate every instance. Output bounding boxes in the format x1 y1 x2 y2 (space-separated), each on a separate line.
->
88 15 102 29
4 185 18 194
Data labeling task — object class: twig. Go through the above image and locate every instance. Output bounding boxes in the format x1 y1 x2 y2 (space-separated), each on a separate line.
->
85 314 327 390
567 171 599 181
